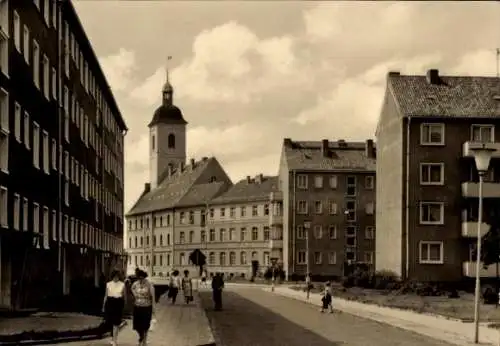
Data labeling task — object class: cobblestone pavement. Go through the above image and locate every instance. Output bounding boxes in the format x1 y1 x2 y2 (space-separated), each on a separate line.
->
61 293 214 346
199 287 456 346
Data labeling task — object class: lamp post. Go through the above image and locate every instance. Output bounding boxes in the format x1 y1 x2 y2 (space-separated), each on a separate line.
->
471 143 495 344
304 221 312 276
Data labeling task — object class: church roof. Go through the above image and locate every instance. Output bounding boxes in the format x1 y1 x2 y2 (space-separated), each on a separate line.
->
148 104 187 127
126 157 230 216
211 175 279 205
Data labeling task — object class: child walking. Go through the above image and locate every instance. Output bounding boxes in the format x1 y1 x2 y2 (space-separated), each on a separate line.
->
320 281 334 313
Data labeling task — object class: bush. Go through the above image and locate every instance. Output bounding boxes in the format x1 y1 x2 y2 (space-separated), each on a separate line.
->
373 270 398 290
482 286 498 304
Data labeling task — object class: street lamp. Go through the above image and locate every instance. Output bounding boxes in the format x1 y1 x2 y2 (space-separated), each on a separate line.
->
471 143 496 344
304 221 312 276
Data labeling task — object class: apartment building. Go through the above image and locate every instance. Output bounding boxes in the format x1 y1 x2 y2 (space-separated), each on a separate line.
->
376 69 500 282
125 75 233 277
205 174 280 277
279 139 376 279
0 1 127 309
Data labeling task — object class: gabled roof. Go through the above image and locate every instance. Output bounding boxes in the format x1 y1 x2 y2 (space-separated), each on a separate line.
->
127 157 226 216
283 140 376 172
176 182 227 208
388 71 500 118
211 175 279 205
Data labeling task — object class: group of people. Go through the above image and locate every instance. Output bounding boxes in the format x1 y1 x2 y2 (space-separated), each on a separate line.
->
101 268 196 346
305 273 335 313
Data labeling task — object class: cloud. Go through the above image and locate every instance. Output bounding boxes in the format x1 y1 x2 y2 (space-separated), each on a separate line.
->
99 48 137 92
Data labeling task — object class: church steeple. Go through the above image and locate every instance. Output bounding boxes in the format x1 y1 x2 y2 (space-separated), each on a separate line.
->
162 56 173 106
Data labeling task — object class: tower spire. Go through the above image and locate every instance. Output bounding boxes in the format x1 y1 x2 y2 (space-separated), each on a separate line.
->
166 55 172 83
162 55 173 106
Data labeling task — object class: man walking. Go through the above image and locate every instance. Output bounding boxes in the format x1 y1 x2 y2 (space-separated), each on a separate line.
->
212 272 224 311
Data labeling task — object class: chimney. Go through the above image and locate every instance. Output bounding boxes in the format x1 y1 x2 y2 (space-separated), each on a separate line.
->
190 158 195 169
144 183 151 193
283 138 292 147
365 139 374 158
246 176 252 183
321 139 329 157
337 139 346 147
426 69 440 85
255 174 264 184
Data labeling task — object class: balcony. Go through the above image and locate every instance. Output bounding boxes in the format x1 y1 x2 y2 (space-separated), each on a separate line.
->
268 239 283 249
461 221 490 238
463 262 500 278
269 213 283 226
463 141 500 158
462 182 500 198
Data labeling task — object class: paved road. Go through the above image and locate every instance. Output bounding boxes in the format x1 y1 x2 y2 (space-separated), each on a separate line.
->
200 287 455 346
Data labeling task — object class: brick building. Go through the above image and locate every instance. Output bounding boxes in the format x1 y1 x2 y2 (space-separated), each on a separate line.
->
376 69 500 282
0 0 127 309
278 139 376 279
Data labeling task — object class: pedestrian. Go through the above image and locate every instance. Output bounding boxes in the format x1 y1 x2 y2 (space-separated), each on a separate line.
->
201 270 207 288
131 268 155 346
102 269 125 346
305 273 313 300
212 272 224 310
182 270 194 304
168 270 181 304
320 281 334 313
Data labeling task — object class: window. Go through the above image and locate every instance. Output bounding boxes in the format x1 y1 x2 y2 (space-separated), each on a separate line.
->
180 253 185 265
264 204 269 216
365 176 374 189
421 123 445 145
33 40 40 88
297 174 308 189
229 252 236 265
419 202 444 225
329 201 337 215
189 231 194 243
314 252 322 264
23 26 29 63
0 186 6 227
167 133 175 149
219 228 225 241
229 207 235 218
14 102 21 142
209 252 215 265
345 200 356 221
42 131 49 173
209 208 214 218
240 206 246 217
42 55 49 99
419 241 444 264
346 226 356 237
13 194 20 230
420 163 444 185
314 175 323 188
346 235 356 246
220 208 225 218
64 181 69 206
263 227 270 240
328 225 337 239
296 225 305 239
51 67 56 99
200 231 205 243
13 11 20 51
297 251 306 264
471 124 494 143
346 176 356 196
0 17 8 76
33 203 40 233
24 112 30 148
220 252 226 266
297 200 308 214
365 202 374 215
0 88 7 133
328 252 337 264
0 132 6 172
33 122 40 168
364 252 374 264
329 175 338 189
346 249 356 261
240 251 247 265
23 198 28 231
252 205 258 217
365 226 375 239
240 228 246 241
314 201 322 214
51 139 56 169
313 225 322 239
209 229 215 241
251 227 258 241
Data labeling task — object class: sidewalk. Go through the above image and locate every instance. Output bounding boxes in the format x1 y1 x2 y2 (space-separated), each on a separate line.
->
69 292 215 346
267 286 500 346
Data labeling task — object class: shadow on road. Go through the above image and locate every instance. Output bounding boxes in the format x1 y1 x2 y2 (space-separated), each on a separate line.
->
199 291 343 346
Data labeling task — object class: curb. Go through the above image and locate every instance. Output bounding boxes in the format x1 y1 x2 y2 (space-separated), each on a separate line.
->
2 320 128 345
195 291 217 346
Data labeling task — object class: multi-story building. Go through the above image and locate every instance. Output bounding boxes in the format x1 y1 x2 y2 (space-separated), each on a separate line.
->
125 75 233 277
206 174 279 277
278 138 376 279
0 0 127 309
376 68 500 282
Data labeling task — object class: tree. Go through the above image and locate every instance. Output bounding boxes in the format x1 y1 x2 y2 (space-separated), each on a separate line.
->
188 249 206 276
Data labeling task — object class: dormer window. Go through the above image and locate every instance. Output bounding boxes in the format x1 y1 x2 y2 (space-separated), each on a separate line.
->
209 176 216 183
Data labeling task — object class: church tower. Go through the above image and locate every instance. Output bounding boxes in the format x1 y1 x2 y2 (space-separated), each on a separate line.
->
148 59 187 188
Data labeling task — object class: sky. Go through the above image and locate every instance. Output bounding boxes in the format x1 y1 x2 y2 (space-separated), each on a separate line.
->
73 1 500 212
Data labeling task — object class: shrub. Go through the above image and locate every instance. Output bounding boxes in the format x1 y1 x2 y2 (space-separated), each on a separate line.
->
373 270 398 290
482 286 497 305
